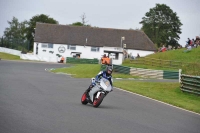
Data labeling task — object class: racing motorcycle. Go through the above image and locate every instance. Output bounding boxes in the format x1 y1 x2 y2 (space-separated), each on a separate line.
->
81 77 112 108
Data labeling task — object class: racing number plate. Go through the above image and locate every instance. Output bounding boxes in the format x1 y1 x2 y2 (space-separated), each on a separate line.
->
105 81 110 86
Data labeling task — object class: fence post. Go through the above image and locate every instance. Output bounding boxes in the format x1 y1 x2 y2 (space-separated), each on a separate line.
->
179 69 182 83
160 59 162 67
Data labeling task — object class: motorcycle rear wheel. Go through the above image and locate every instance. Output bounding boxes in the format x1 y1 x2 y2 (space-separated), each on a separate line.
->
93 93 105 108
81 92 88 105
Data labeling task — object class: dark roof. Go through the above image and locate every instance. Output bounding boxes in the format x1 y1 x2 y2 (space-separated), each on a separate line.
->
34 23 157 51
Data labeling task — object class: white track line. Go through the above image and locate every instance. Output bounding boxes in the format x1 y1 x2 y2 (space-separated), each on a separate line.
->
114 87 200 116
47 68 199 115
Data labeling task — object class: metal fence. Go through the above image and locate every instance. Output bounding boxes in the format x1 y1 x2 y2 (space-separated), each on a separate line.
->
130 57 182 68
0 37 30 52
180 74 200 95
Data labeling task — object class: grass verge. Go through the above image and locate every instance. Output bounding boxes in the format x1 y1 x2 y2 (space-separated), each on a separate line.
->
114 80 200 114
123 59 178 71
0 52 20 60
147 47 200 63
51 64 200 114
51 64 139 79
122 47 200 75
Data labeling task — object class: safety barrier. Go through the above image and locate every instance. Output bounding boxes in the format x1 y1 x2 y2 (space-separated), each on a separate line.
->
20 54 58 62
0 47 21 56
130 68 163 79
66 57 99 64
101 64 179 79
130 57 200 75
163 71 180 79
180 74 200 95
101 64 130 74
113 65 130 74
101 65 130 74
0 37 30 52
130 68 179 79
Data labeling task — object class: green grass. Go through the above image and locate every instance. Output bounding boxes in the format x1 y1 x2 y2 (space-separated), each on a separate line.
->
122 47 200 75
147 47 200 63
51 63 200 113
0 52 21 60
49 47 200 113
123 59 178 71
114 80 200 113
51 64 139 78
51 64 100 78
2 49 199 113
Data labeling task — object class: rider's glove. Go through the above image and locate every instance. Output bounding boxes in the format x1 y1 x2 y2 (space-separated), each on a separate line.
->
95 79 99 83
92 82 96 86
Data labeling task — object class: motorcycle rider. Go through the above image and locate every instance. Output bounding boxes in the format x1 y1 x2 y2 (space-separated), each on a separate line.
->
86 65 113 93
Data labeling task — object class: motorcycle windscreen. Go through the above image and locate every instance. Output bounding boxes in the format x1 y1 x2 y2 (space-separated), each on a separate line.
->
100 78 112 91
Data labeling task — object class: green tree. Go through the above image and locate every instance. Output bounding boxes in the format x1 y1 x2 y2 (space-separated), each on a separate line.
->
4 17 28 40
26 14 58 50
71 22 84 26
140 4 182 48
70 13 91 27
2 17 28 49
71 22 91 27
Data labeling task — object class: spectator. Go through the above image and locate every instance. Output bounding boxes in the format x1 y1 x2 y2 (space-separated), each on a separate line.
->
168 45 172 50
101 54 110 65
160 45 167 52
137 53 140 58
185 38 190 47
187 45 192 51
191 39 195 47
196 36 200 47
192 39 195 43
184 36 200 49
58 56 65 63
129 53 132 59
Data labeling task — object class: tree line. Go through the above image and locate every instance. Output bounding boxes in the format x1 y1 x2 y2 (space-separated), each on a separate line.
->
0 4 182 51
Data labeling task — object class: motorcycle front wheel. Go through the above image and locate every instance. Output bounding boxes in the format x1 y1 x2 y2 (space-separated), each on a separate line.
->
93 93 105 108
81 92 88 105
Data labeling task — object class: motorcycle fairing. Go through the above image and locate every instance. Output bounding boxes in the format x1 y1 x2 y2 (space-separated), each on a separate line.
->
100 78 112 92
88 86 101 102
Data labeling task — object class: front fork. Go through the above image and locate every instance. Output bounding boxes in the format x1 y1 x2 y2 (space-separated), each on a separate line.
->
95 91 108 99
95 92 101 99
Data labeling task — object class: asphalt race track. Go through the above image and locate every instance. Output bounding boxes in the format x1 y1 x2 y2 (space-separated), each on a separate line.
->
0 60 200 133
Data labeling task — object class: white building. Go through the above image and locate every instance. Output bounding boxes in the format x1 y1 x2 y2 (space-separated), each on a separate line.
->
31 23 156 65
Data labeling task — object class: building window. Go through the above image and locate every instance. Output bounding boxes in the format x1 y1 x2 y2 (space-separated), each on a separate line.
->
41 43 53 48
48 43 53 48
67 45 76 50
41 43 48 48
91 47 100 52
115 53 119 59
109 53 119 60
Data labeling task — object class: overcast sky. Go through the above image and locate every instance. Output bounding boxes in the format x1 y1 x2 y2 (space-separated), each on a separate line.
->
0 0 200 46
